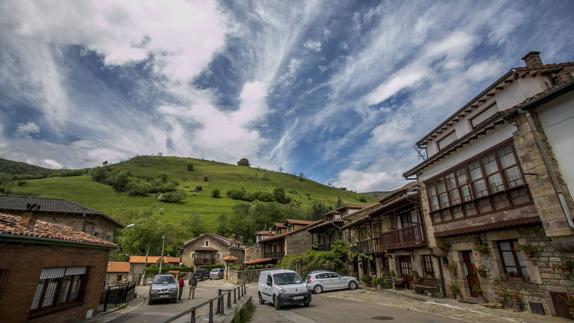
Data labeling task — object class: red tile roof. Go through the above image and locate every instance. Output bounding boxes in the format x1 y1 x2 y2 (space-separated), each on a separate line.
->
243 258 274 265
0 212 117 248
285 219 315 225
107 262 130 273
259 221 321 242
128 256 180 264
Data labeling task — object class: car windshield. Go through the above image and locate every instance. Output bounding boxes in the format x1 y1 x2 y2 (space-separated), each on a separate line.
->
273 272 303 285
211 269 221 273
153 276 175 284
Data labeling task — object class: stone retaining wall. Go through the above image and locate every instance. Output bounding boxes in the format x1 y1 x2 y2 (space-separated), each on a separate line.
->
226 268 267 285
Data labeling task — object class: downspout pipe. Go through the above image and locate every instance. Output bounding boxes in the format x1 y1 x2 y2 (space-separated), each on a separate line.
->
519 109 574 230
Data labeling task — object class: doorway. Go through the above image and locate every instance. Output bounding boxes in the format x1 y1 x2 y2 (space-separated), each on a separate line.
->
461 251 481 298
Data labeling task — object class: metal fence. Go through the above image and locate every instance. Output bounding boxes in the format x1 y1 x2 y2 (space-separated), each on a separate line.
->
164 283 247 323
100 282 136 312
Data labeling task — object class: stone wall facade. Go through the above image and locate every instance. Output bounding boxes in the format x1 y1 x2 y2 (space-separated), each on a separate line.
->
285 230 312 256
227 268 268 285
437 224 574 316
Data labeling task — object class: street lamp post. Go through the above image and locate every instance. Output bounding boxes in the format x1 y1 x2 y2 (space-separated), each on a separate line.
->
159 235 166 274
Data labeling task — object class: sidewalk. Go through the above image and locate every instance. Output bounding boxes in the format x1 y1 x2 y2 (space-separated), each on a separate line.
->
323 287 572 323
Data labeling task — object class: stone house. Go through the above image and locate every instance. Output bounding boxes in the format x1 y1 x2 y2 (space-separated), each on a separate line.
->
128 256 180 285
404 52 574 318
0 211 116 323
181 233 244 268
106 262 130 285
0 195 123 241
258 219 319 262
308 205 364 251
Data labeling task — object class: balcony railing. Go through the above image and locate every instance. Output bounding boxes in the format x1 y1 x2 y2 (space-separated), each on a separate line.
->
263 251 284 260
313 243 333 251
194 258 216 265
380 224 426 250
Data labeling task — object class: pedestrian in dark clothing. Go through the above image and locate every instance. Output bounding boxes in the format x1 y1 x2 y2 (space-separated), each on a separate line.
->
188 273 198 299
178 274 185 301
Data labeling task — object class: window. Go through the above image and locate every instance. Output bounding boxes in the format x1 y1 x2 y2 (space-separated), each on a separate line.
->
216 253 220 260
437 131 457 150
426 142 530 224
398 256 412 276
30 267 87 315
470 103 498 128
204 241 209 247
421 255 434 275
497 240 528 279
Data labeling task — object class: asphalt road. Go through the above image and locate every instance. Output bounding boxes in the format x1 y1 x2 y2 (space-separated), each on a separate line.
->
252 293 463 323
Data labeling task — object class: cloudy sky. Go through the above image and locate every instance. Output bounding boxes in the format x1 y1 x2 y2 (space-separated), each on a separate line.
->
1 0 574 192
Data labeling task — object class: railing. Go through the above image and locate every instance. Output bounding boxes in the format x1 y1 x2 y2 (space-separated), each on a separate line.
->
193 258 216 265
163 283 247 323
313 242 332 251
263 251 284 259
100 282 136 312
380 224 426 250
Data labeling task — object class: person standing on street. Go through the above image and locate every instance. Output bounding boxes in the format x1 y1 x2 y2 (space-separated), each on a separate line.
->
178 273 185 301
188 272 198 299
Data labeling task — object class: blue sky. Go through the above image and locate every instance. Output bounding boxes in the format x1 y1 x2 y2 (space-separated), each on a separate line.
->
1 0 574 192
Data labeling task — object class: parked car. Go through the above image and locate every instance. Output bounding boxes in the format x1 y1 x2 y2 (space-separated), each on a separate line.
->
258 269 311 310
209 268 224 280
195 268 210 281
306 271 358 294
148 274 178 304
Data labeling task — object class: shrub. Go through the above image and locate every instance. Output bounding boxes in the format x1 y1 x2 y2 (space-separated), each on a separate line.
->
194 185 203 192
227 189 255 202
16 180 26 186
358 197 367 202
211 189 221 198
204 176 209 182
150 180 177 193
128 181 153 196
361 274 372 287
254 191 274 202
157 190 187 203
187 163 194 171
273 188 288 203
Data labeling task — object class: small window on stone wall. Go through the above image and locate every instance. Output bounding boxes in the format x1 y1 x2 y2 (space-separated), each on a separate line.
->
497 240 528 279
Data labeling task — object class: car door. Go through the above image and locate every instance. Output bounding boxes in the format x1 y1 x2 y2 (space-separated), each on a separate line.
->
329 273 345 289
317 273 331 290
264 274 273 301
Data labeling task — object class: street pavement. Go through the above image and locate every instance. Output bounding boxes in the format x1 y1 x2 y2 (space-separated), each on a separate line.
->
93 279 238 323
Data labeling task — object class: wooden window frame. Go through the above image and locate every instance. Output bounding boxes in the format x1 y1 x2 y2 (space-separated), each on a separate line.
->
470 103 497 128
421 255 434 275
437 130 457 150
497 240 527 279
29 267 89 318
425 140 531 225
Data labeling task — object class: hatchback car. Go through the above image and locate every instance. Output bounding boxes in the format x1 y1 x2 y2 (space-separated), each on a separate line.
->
148 274 178 304
209 268 224 280
306 271 358 294
195 268 210 281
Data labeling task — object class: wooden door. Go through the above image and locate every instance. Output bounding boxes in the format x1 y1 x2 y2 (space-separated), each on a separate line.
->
461 251 481 297
398 256 412 276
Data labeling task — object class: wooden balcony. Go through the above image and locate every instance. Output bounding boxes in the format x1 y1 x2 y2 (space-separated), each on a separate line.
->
313 242 332 251
380 224 426 250
193 258 216 265
263 251 284 260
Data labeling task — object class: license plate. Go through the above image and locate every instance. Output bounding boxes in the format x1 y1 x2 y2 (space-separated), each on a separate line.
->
293 296 304 300
159 295 170 298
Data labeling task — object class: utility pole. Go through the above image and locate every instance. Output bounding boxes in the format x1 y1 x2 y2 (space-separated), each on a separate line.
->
159 235 166 274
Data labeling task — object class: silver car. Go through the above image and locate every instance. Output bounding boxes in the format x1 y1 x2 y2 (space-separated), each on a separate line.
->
306 271 358 294
209 268 224 280
148 274 178 304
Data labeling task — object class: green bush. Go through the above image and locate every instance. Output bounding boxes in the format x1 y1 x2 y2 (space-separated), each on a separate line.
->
128 180 153 196
194 185 203 192
237 158 250 167
157 190 187 203
254 191 274 202
361 274 372 287
211 189 221 198
227 189 255 202
187 163 194 171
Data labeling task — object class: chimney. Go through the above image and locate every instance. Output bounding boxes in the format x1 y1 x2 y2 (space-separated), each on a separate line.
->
18 203 41 229
522 51 543 69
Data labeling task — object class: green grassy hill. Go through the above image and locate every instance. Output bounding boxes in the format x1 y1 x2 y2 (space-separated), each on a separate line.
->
5 156 374 230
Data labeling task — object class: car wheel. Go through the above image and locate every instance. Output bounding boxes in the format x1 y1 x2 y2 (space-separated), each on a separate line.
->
258 292 265 305
273 296 281 310
148 298 153 305
304 302 310 307
313 285 323 294
348 281 358 290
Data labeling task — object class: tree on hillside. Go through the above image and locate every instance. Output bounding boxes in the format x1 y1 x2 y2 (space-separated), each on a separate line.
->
273 187 291 204
190 214 205 237
336 196 344 208
187 163 194 171
211 189 221 198
310 200 330 220
237 158 250 167
298 172 305 181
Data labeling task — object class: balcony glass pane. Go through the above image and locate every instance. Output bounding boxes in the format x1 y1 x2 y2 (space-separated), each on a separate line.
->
464 202 477 217
456 169 469 185
488 173 505 193
445 173 456 190
473 179 488 198
469 162 483 181
498 146 517 168
461 185 472 202
477 198 492 213
483 155 498 175
449 189 461 205
505 166 524 188
452 205 464 219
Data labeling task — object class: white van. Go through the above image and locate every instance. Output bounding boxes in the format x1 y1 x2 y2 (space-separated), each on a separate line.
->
258 269 311 309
